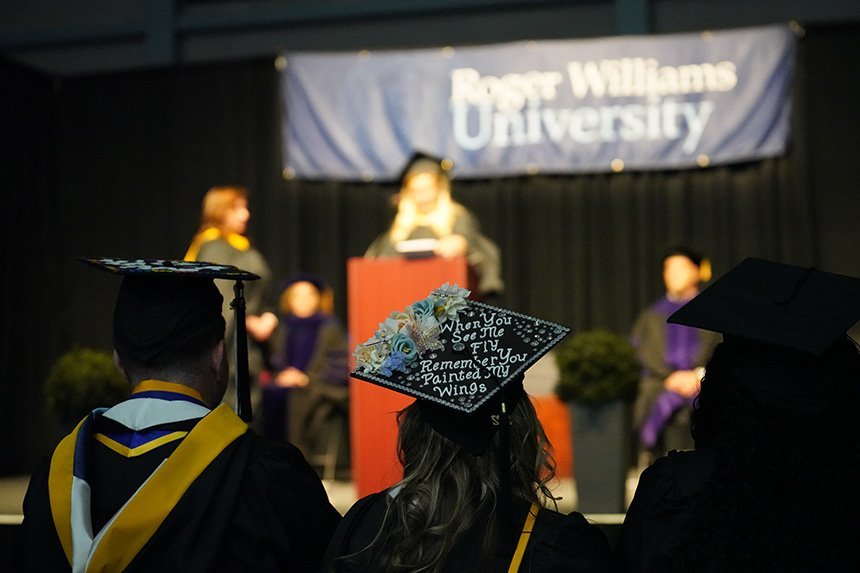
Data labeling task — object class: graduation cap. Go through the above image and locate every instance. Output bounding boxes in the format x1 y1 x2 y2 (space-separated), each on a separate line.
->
80 258 260 421
351 283 570 452
668 257 860 355
397 151 454 183
282 271 329 293
663 245 704 267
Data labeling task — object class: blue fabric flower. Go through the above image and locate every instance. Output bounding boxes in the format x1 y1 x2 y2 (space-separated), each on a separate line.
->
383 350 409 374
410 297 436 320
389 333 418 364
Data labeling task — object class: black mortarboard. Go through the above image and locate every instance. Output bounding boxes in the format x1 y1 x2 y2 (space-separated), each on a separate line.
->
80 258 260 420
282 271 329 293
351 283 570 452
663 245 704 267
397 151 454 184
668 257 860 356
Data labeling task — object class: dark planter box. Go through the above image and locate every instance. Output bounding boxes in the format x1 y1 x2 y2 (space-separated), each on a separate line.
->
569 400 630 514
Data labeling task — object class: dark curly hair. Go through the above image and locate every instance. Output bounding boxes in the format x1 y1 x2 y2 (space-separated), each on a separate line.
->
670 337 860 570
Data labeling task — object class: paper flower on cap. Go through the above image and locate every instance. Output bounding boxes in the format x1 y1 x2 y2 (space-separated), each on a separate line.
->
355 283 471 376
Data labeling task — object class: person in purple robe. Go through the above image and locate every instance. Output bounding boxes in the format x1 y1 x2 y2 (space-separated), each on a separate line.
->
631 248 721 457
260 274 349 475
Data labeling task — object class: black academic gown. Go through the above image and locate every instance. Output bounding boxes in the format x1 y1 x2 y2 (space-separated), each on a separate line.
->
618 448 860 572
318 491 611 572
616 450 716 572
21 405 341 572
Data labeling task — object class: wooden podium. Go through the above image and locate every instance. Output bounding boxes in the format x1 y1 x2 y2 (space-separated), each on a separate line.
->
347 256 471 497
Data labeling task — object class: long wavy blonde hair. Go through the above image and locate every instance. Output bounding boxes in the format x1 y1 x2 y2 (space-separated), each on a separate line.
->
389 160 459 243
334 388 557 572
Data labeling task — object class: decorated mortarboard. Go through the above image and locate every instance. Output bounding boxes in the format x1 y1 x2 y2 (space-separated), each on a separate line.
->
351 283 570 416
353 284 570 543
668 257 860 356
80 257 261 280
80 258 260 421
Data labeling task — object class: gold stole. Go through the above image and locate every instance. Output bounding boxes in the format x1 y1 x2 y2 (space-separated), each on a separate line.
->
508 502 540 573
48 404 247 572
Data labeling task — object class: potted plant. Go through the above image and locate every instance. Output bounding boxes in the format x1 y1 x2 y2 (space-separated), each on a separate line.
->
45 347 128 427
555 329 639 513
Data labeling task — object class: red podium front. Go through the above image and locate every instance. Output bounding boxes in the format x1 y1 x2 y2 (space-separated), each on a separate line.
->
347 256 471 497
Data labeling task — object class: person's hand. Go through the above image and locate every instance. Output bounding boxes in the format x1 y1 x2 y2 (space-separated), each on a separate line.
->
434 234 468 258
663 370 700 398
246 312 279 342
275 367 309 388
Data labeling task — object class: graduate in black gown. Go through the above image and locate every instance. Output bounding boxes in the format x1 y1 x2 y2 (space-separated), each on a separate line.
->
21 259 340 572
319 283 611 572
619 258 860 572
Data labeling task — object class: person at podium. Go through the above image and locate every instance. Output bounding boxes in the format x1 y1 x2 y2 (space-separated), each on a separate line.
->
364 153 504 300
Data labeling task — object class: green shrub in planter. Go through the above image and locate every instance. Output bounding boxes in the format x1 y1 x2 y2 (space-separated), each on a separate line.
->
45 347 128 423
554 329 639 404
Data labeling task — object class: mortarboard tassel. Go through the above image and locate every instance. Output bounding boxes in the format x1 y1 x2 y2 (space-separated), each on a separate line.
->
232 280 253 422
497 400 516 557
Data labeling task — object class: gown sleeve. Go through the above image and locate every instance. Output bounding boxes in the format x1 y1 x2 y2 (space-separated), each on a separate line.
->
451 207 504 295
318 492 387 573
218 438 343 572
20 456 72 571
617 450 715 573
527 509 614 572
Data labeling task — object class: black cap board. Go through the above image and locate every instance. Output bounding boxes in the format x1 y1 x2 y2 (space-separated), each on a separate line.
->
663 245 704 267
397 151 453 183
351 283 570 453
80 258 260 421
282 271 329 293
668 257 860 356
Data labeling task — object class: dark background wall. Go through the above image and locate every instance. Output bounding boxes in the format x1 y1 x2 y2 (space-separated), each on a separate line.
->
3 1 860 76
2 2 860 474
